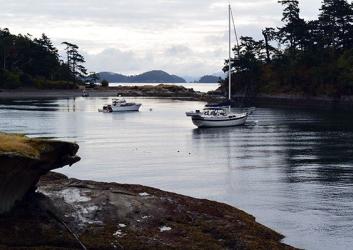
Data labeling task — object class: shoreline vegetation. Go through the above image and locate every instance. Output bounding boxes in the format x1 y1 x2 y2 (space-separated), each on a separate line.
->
219 0 353 99
0 29 88 90
0 133 295 249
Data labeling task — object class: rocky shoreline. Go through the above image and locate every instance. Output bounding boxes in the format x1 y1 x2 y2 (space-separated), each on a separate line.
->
0 134 295 249
0 85 220 102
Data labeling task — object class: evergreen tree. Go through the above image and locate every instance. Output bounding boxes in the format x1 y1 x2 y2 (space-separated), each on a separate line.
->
0 28 12 70
62 42 87 82
87 72 100 87
262 28 279 62
33 34 60 80
0 28 87 88
220 0 353 97
278 0 308 51
319 0 353 49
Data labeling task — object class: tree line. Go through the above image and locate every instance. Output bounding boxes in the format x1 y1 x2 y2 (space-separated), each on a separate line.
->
222 0 353 97
0 29 98 89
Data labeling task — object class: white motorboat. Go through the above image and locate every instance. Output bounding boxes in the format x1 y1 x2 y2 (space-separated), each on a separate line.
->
99 98 141 112
186 4 255 128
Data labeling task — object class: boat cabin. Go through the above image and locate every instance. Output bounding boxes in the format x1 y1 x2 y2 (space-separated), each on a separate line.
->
112 98 126 105
203 108 227 116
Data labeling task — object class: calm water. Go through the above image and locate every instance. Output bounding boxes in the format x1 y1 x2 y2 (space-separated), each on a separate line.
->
1 97 353 250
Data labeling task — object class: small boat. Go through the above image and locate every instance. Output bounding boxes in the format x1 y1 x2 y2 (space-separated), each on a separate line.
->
82 90 89 97
98 98 141 112
99 105 113 113
186 4 255 128
186 107 254 128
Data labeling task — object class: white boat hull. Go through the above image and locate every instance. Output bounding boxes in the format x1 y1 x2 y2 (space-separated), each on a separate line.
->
191 115 248 128
111 104 141 112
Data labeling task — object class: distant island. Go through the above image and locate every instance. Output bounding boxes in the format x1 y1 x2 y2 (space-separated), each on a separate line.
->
98 70 186 83
197 75 221 83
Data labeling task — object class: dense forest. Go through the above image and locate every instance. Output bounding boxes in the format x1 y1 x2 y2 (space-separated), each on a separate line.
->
222 0 353 97
0 29 89 89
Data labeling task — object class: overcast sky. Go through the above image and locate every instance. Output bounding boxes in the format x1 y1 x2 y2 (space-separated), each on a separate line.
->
0 0 323 77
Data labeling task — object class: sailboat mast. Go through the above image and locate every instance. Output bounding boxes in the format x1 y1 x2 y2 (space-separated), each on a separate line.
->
228 4 232 101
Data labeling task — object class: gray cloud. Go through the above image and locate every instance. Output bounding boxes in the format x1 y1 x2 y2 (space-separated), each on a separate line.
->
83 48 152 74
83 45 224 76
0 0 322 77
165 45 193 57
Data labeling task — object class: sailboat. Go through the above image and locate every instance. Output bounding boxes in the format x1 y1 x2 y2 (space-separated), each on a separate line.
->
186 4 254 128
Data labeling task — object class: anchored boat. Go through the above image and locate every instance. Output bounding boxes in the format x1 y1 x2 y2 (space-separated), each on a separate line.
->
186 107 254 128
82 89 89 97
186 4 255 128
99 97 141 113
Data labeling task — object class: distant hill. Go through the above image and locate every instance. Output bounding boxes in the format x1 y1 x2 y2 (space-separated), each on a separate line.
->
197 75 221 83
97 72 129 82
98 70 186 83
212 71 226 78
182 75 199 83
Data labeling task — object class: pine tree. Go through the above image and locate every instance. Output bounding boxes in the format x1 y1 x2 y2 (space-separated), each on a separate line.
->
62 42 87 82
0 28 12 70
262 28 278 62
319 0 353 49
278 0 308 51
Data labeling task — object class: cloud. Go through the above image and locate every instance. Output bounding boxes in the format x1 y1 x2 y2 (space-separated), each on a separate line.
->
83 45 224 77
0 0 323 77
165 45 193 57
83 48 151 74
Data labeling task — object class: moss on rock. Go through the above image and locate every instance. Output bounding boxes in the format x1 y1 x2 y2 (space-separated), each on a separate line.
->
0 133 80 214
0 133 42 158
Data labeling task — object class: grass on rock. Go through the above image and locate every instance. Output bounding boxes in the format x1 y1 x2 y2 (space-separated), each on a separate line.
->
0 133 41 158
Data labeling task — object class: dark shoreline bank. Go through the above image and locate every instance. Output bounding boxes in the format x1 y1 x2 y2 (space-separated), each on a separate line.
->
251 94 353 111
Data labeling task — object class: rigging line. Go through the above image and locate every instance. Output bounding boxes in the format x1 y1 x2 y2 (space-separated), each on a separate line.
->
46 209 87 250
230 7 240 57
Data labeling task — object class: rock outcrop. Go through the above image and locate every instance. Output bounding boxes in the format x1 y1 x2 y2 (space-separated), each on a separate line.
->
0 172 296 250
113 84 202 98
0 134 296 249
0 133 80 214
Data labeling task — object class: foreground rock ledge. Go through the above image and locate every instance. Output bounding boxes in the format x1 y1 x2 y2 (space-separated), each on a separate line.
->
0 134 295 249
0 133 80 214
0 172 296 250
